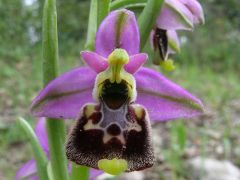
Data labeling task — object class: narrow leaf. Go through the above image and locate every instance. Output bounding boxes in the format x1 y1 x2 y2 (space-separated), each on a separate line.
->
138 0 164 50
110 0 147 10
85 0 98 51
18 117 48 180
98 0 110 27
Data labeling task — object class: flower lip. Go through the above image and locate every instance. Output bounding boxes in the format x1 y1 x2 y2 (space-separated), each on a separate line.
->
101 79 129 110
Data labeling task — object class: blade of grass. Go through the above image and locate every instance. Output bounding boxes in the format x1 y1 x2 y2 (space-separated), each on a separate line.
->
98 0 110 27
138 0 164 50
18 117 48 180
85 0 98 50
110 0 147 10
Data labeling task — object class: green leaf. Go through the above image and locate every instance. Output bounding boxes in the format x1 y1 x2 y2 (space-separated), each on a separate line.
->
110 0 147 10
98 0 110 27
138 0 164 50
18 117 48 180
85 0 98 51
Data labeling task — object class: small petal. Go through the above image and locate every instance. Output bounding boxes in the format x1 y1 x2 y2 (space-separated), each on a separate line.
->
135 67 204 121
15 160 37 180
179 0 205 24
124 53 148 74
31 67 96 119
81 51 108 73
96 9 140 57
157 0 194 30
34 118 48 153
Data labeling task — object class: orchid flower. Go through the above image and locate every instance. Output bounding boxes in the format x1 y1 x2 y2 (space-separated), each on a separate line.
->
15 118 102 180
151 0 204 65
30 9 203 173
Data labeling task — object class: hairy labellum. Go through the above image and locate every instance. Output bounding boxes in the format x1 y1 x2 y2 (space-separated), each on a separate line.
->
66 101 154 171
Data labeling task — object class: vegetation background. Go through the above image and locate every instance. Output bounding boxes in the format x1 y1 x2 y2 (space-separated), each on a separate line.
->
0 0 239 179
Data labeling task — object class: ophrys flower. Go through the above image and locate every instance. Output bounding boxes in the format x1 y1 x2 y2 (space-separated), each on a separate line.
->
31 9 203 173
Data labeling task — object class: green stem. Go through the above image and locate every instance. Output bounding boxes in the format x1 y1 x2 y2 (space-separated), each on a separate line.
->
46 120 69 180
18 118 48 180
42 0 69 179
85 0 98 50
71 164 89 180
75 1 100 180
110 0 146 10
138 0 164 50
98 0 110 27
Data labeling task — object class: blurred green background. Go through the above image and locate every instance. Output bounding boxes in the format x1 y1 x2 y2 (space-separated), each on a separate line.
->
0 0 239 179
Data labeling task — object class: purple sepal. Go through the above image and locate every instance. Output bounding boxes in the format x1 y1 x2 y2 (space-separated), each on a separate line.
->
179 0 205 24
95 9 140 57
135 67 204 121
157 0 194 30
15 159 38 180
34 118 48 153
31 67 96 119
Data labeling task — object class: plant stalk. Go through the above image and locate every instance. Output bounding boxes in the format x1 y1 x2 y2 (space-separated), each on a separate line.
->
71 164 89 180
42 0 69 179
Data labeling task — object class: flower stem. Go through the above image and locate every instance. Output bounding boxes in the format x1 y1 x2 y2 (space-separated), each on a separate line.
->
97 0 110 27
71 163 89 180
46 120 69 180
42 0 69 179
18 117 48 180
85 0 98 50
77 1 100 180
138 0 164 50
110 0 146 10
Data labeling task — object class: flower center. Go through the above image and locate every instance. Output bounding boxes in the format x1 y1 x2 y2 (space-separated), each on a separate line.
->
93 48 137 108
101 80 128 109
108 48 129 83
